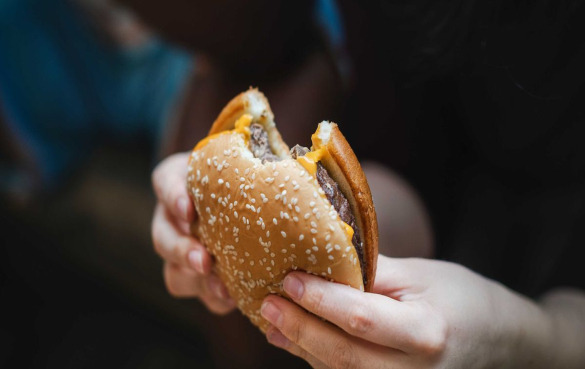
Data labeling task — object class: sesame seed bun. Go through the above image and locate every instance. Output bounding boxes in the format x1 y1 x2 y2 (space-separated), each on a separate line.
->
187 89 378 332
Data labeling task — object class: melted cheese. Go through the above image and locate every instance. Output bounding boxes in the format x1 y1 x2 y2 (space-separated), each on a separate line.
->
296 147 326 176
343 222 355 241
194 114 253 151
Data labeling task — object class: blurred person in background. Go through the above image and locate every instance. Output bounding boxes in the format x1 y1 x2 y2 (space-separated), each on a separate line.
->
151 0 585 368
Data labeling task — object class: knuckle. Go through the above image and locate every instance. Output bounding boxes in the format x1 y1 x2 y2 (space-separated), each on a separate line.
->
284 316 305 345
151 164 165 193
305 285 326 314
151 228 164 256
173 237 189 258
416 312 448 356
347 305 373 335
329 338 358 369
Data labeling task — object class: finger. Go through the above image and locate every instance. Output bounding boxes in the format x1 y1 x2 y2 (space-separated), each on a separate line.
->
265 326 329 369
261 295 395 369
199 275 237 315
152 204 212 273
282 271 447 355
163 262 205 297
164 264 236 313
152 152 195 223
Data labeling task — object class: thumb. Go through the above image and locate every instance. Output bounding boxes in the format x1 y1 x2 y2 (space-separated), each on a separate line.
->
371 255 419 296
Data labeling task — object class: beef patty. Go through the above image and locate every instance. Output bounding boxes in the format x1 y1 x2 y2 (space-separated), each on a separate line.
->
249 124 280 162
291 145 366 286
249 125 366 285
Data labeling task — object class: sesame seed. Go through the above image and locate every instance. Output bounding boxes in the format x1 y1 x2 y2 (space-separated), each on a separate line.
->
328 255 334 260
290 244 296 248
328 267 332 275
281 231 287 238
281 249 287 253
265 177 274 184
273 218 278 225
309 201 316 207
334 244 341 250
304 213 310 219
310 228 318 234
293 216 299 222
305 249 311 254
226 182 230 189
299 234 304 241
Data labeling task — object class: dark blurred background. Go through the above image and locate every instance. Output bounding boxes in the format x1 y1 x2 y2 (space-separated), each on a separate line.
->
2 0 585 368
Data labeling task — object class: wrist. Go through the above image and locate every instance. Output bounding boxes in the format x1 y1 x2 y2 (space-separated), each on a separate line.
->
486 282 555 369
538 288 585 369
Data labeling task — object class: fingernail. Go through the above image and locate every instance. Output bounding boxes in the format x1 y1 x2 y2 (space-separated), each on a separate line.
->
283 275 304 300
261 301 283 328
266 327 289 348
177 196 189 221
188 250 204 273
210 278 230 300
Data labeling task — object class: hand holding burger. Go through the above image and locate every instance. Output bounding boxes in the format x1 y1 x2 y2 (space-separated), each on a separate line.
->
151 152 236 314
260 255 573 369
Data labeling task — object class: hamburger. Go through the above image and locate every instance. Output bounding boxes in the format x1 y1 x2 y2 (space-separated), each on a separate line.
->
187 89 378 331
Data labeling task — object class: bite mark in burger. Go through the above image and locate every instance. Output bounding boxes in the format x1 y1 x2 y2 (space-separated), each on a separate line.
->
187 88 378 332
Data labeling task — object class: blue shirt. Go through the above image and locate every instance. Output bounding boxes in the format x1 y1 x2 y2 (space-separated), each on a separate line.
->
0 0 193 191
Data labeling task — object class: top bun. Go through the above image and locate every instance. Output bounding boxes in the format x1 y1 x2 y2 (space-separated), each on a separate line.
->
187 88 378 331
